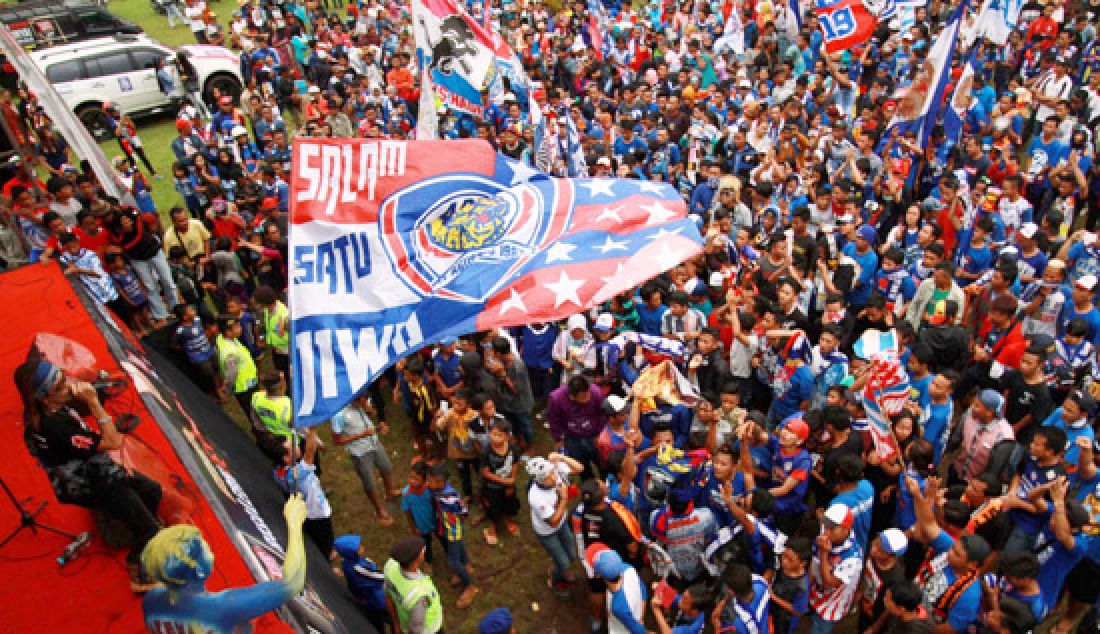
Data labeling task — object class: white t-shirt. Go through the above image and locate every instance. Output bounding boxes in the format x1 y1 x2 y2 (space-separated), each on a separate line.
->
185 3 206 32
527 462 572 536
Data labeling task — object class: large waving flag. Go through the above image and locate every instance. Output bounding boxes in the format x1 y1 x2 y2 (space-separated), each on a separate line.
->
412 0 506 117
878 0 969 147
942 49 980 150
968 0 1024 46
815 0 888 54
289 138 704 426
853 330 909 462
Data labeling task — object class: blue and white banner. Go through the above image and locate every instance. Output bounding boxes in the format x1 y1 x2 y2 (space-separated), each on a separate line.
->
879 0 969 147
288 138 704 426
561 112 588 178
942 49 981 149
968 0 1024 46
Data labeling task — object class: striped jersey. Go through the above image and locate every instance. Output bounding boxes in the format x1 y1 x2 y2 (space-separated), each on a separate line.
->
809 535 863 622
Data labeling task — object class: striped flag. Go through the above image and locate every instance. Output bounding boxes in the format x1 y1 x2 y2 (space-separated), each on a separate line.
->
878 0 970 147
942 48 981 150
861 358 910 461
561 112 588 177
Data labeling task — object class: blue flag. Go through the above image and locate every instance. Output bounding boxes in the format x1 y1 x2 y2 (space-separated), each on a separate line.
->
879 0 969 148
288 138 704 426
942 49 981 150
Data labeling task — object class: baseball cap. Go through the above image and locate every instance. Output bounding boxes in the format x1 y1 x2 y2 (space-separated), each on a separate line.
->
1075 274 1098 291
738 79 752 88
593 313 615 332
709 271 726 288
593 548 626 580
260 196 279 210
602 394 629 415
823 504 855 529
978 389 1004 416
837 213 855 225
525 457 555 482
857 224 878 244
784 418 810 442
218 95 233 106
479 608 513 634
879 528 909 556
686 278 707 296
596 156 612 167
567 314 587 331
1018 222 1039 239
1070 389 1097 413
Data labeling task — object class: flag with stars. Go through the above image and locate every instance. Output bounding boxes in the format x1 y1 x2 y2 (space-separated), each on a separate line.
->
289 137 704 427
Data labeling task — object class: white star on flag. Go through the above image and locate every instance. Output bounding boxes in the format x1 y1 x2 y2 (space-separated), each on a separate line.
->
654 242 687 270
595 236 629 254
637 181 666 195
499 288 528 316
648 227 683 242
600 261 626 288
544 270 585 308
545 242 576 263
595 205 624 224
509 160 540 185
642 200 677 225
581 179 616 197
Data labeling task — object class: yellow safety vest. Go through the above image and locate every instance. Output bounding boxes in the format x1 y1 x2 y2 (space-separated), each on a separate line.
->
250 390 292 439
383 559 443 633
216 334 257 394
264 301 290 353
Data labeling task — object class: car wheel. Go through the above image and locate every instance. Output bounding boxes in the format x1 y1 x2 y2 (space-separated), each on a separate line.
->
204 73 242 106
76 104 113 141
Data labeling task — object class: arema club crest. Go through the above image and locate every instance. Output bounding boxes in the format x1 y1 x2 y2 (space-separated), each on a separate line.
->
378 174 573 303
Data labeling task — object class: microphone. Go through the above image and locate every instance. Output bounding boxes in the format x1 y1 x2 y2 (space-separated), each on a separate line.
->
91 370 126 391
91 378 127 390
57 531 92 566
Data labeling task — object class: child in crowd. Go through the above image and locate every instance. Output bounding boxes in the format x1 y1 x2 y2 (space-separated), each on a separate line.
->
274 428 333 557
400 461 438 570
479 417 520 546
426 462 479 607
105 251 154 335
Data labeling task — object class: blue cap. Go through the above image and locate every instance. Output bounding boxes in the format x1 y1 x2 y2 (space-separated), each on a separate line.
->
632 124 644 133
479 608 513 634
593 548 625 580
978 389 1004 416
857 224 877 244
333 534 361 559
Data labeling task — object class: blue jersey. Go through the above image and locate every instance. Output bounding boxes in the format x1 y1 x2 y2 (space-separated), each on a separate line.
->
922 399 954 464
767 437 811 514
1009 460 1065 535
832 479 874 549
174 318 214 364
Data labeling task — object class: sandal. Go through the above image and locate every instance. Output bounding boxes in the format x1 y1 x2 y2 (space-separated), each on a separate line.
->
483 528 499 545
456 585 479 608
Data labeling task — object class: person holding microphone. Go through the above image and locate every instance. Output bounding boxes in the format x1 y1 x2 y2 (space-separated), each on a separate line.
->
15 350 162 592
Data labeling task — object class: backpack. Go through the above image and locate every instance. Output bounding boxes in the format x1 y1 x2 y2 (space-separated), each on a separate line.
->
982 438 1027 488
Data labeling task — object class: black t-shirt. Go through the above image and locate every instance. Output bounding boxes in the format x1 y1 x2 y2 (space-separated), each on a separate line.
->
28 407 101 468
1002 370 1053 439
821 430 865 483
479 442 517 491
578 505 636 563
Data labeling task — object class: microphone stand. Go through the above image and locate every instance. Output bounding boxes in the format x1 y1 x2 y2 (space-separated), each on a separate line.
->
0 474 79 550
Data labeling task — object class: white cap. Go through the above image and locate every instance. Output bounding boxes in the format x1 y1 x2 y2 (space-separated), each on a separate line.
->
823 504 854 528
596 157 612 167
1083 232 1098 246
879 528 909 555
593 313 615 332
231 125 248 137
709 271 726 288
1018 222 1039 239
567 314 588 331
686 278 707 295
1076 273 1099 291
738 79 752 88
525 457 554 482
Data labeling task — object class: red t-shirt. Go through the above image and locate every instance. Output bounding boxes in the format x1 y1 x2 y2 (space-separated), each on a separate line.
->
74 226 110 255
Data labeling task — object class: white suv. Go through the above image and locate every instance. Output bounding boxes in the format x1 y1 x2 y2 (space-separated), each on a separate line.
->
31 33 243 139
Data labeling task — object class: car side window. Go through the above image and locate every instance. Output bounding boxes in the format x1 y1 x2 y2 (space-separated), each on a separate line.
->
75 10 117 34
45 60 84 83
131 49 163 71
84 52 135 78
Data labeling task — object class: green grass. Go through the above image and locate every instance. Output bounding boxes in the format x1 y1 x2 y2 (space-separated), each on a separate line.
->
88 4 593 631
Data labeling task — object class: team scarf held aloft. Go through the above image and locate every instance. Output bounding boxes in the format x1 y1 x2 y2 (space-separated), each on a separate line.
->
772 331 812 390
876 266 911 313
